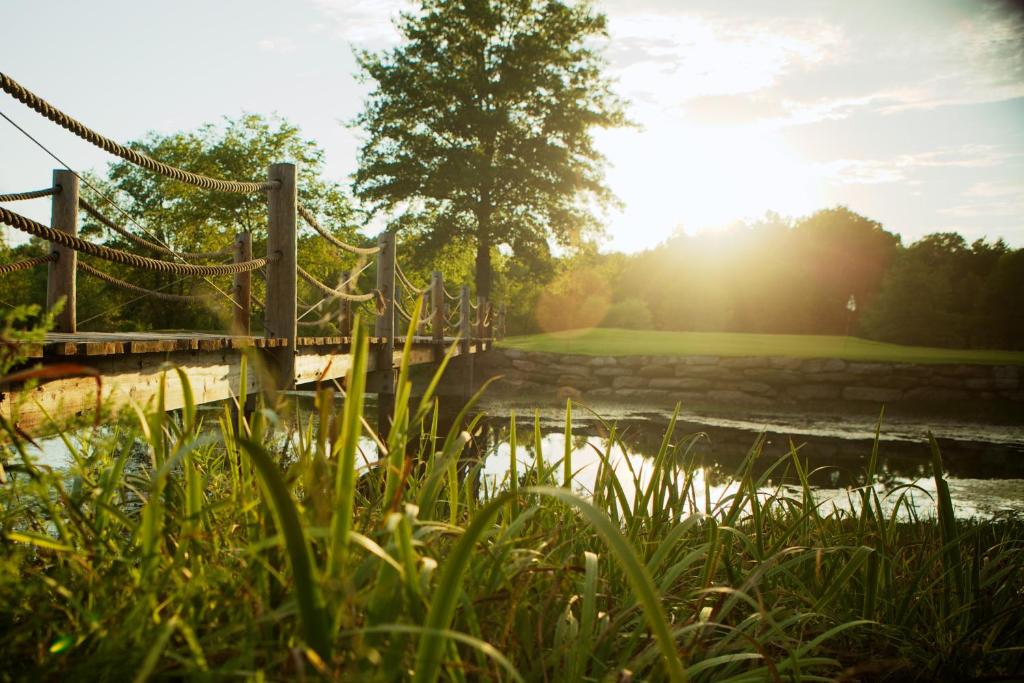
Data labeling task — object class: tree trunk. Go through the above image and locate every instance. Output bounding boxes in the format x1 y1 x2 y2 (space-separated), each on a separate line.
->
476 233 491 302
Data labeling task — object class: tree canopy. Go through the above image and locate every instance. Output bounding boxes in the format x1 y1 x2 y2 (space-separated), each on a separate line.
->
353 0 628 299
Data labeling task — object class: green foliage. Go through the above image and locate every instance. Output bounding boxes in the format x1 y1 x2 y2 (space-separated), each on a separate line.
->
354 0 629 298
2 317 1023 679
499 327 1024 364
34 114 365 333
601 297 653 329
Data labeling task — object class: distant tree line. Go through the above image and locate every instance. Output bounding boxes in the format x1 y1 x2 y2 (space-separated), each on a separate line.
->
558 207 1022 350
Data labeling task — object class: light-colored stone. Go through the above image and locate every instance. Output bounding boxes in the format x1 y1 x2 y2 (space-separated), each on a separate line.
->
802 358 847 373
842 386 904 402
649 377 712 390
511 359 541 373
639 365 674 378
593 367 631 377
612 375 646 389
685 355 721 365
788 384 841 401
769 356 803 370
503 349 527 360
904 387 972 402
720 356 768 369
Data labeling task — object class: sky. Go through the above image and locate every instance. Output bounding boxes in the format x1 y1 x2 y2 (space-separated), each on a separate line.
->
1 0 1022 252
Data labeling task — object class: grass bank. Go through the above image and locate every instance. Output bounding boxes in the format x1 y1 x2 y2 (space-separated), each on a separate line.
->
499 328 1024 365
1 316 1022 681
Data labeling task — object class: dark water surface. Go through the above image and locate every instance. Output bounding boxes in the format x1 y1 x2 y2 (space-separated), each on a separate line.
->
26 392 1024 520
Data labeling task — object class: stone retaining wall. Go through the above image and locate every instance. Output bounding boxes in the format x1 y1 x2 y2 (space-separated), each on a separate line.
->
476 349 1023 408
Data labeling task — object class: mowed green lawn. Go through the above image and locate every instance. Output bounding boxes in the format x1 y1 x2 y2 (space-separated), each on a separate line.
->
499 328 1024 365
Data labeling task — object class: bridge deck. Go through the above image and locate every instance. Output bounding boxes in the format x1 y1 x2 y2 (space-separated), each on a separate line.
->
18 332 472 358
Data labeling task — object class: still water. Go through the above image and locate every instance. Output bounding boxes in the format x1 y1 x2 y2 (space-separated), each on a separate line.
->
23 392 1024 520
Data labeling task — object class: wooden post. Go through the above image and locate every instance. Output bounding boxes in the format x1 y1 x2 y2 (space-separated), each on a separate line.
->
232 231 252 336
476 295 487 344
459 285 471 355
417 291 429 336
265 162 298 389
498 303 506 340
431 272 444 344
394 282 403 338
338 270 352 337
47 170 78 333
374 231 396 436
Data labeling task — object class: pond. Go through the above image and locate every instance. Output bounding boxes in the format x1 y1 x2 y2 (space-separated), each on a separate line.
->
20 391 1024 521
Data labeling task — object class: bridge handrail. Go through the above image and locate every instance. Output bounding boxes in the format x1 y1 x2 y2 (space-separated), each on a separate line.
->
298 205 380 256
0 186 58 202
297 265 379 303
80 196 231 262
0 253 57 275
79 261 213 303
0 205 271 276
0 72 276 194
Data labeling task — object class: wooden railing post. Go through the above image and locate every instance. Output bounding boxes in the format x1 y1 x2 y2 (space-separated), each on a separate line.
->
477 294 486 342
47 169 78 333
374 231 396 436
394 282 403 338
265 162 297 389
459 284 471 354
232 231 252 336
416 291 429 336
338 270 352 337
498 303 506 340
430 272 444 343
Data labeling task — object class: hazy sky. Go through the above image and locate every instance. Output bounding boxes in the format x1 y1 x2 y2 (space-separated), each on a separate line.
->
2 0 1022 252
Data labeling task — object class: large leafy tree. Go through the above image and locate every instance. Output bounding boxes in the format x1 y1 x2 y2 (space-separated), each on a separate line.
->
353 0 628 300
69 114 361 332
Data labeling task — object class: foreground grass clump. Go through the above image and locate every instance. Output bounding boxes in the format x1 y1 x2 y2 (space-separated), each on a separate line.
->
1 317 1023 681
500 328 1024 365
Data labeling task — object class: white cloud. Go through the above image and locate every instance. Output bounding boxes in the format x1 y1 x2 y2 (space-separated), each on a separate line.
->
310 0 404 47
818 145 1019 186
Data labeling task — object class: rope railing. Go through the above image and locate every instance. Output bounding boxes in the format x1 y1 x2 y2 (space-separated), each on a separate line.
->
298 205 380 256
396 262 427 295
297 264 378 302
0 252 57 275
80 197 231 262
0 206 270 276
0 186 57 203
79 261 213 303
0 72 276 194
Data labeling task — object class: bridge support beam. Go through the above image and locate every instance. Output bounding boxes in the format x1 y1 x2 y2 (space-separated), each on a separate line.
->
232 231 252 336
372 231 396 437
265 162 297 391
47 169 78 333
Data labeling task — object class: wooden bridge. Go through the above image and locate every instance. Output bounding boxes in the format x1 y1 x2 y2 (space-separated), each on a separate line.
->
0 72 503 434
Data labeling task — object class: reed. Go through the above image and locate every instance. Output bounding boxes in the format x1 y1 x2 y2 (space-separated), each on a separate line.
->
1 313 1022 681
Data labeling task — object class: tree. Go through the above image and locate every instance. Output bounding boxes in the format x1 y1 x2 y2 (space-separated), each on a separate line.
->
353 0 628 300
74 114 360 331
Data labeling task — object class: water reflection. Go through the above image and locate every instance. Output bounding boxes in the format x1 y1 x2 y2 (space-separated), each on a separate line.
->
15 393 1024 521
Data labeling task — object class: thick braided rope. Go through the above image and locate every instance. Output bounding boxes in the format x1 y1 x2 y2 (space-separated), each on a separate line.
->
0 187 57 202
297 265 378 302
80 197 231 261
0 72 276 194
0 252 57 275
443 286 459 301
298 205 380 256
396 262 427 295
79 261 213 303
0 206 269 276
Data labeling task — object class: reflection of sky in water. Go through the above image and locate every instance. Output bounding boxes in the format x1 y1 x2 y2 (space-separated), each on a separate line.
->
12 394 1024 521
478 433 1024 521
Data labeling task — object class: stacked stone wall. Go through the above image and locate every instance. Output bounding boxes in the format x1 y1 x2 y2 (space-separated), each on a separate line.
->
476 349 1023 407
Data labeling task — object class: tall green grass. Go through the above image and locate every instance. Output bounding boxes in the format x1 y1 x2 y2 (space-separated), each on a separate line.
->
0 312 1022 681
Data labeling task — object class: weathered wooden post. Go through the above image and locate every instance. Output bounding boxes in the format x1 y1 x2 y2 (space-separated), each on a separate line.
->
430 271 444 360
459 285 471 355
232 231 252 336
374 231 396 435
477 294 486 344
498 303 506 340
394 282 403 338
417 291 429 336
338 270 352 337
47 169 78 333
265 162 297 390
